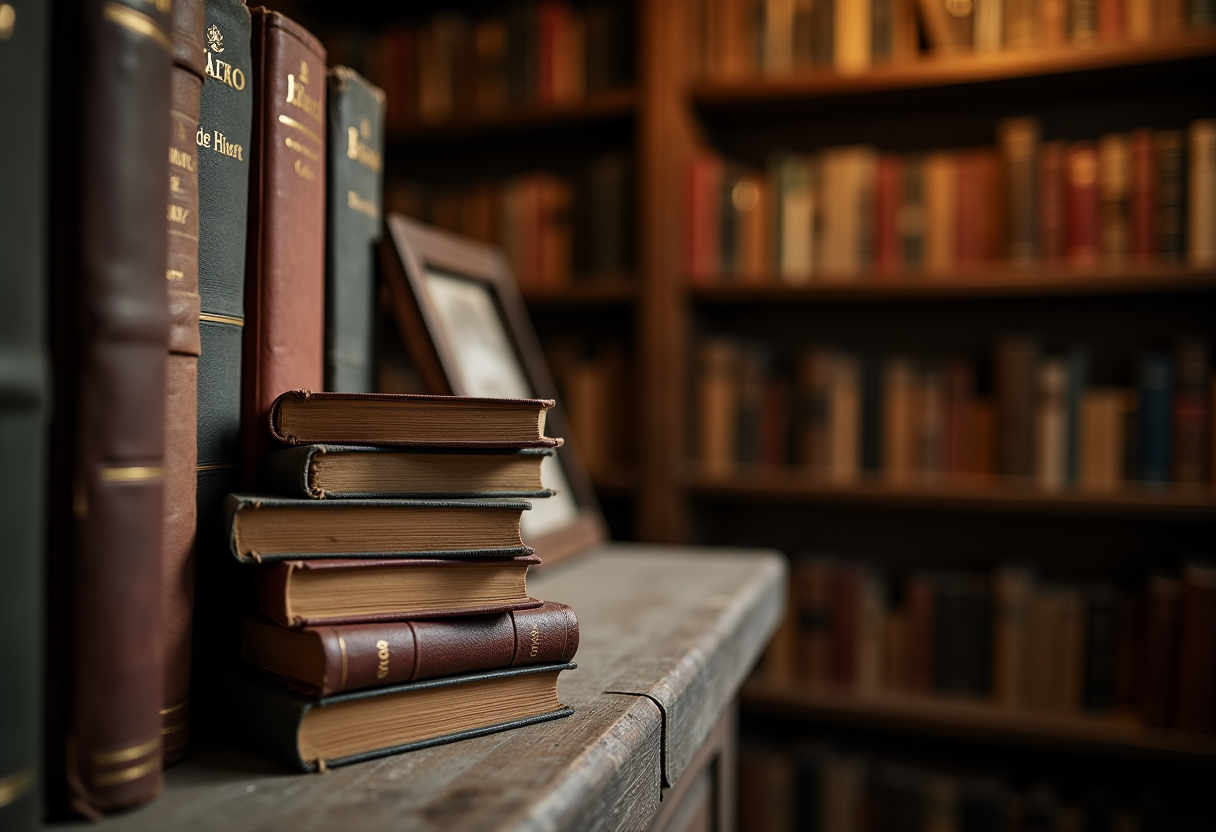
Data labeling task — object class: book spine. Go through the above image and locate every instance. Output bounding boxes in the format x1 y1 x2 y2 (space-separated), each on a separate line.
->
1141 576 1181 726
1156 131 1187 261
1129 129 1155 260
1064 347 1088 483
244 9 327 482
282 602 579 696
992 567 1031 708
326 68 385 393
49 0 172 815
1038 141 1067 262
1065 141 1100 265
1098 134 1130 263
1173 337 1210 484
1136 352 1172 483
1174 563 1216 733
161 0 206 765
1035 358 1066 488
995 337 1037 478
1081 584 1118 712
1189 119 1216 267
0 0 49 825
793 558 835 683
999 118 1040 264
902 156 925 271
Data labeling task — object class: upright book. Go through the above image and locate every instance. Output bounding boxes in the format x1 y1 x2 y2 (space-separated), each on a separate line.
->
48 0 171 815
244 8 327 480
0 0 49 825
161 0 206 764
326 67 385 393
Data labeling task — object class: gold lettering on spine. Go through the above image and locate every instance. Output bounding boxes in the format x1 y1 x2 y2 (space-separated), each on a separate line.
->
376 639 390 679
167 204 189 224
529 622 540 657
346 124 382 173
284 69 322 123
204 51 246 91
347 190 378 220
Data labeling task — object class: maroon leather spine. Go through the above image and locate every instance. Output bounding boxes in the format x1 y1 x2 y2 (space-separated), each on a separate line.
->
247 601 580 696
48 0 171 816
1065 141 1100 266
161 0 206 766
243 9 326 483
1129 129 1156 261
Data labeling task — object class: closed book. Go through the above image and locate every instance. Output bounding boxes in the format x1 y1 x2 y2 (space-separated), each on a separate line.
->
243 600 578 695
1066 141 1100 265
955 151 985 266
1190 119 1216 266
915 360 945 477
1155 130 1187 261
688 154 723 283
902 155 926 271
268 390 562 448
1081 584 1118 712
998 118 1040 264
994 336 1037 478
1035 358 1067 488
1079 387 1130 489
48 0 172 815
1173 337 1210 484
924 152 957 274
244 8 327 481
256 554 541 627
231 663 574 772
260 444 555 499
906 572 936 693
874 154 903 273
1064 347 1089 484
882 356 917 481
225 494 534 564
1129 129 1155 259
932 573 992 697
992 565 1032 709
698 338 740 472
1141 575 1181 727
1098 134 1131 263
835 0 872 73
326 67 385 393
1069 0 1098 42
0 0 49 824
792 556 835 683
161 0 206 765
1175 562 1216 733
974 0 1003 50
1136 352 1172 484
1039 141 1067 261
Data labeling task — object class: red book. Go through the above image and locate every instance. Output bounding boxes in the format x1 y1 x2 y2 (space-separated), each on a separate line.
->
874 154 903 274
687 154 723 284
1175 563 1216 733
537 2 565 105
943 359 973 474
906 573 935 692
1040 141 1067 262
1098 0 1124 41
831 566 860 687
1141 575 1182 727
1066 142 1100 266
954 151 983 266
1129 129 1156 260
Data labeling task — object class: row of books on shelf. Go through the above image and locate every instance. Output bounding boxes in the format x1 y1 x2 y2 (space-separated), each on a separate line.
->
686 119 1216 284
694 0 1216 82
740 739 1192 832
390 153 634 287
695 336 1215 487
547 340 634 475
7 0 587 823
761 554 1216 733
327 1 633 131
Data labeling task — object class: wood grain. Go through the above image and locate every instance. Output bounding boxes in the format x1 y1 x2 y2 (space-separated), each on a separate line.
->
76 545 785 832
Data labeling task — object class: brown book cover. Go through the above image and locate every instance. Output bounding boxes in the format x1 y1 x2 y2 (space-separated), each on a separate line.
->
243 8 327 483
792 556 834 683
161 0 205 766
905 572 935 692
1098 134 1131 263
242 600 579 696
1141 575 1182 727
1039 140 1067 262
1129 129 1156 260
255 554 542 627
994 336 1037 478
1065 142 1100 266
268 389 562 449
1174 562 1216 733
47 0 171 815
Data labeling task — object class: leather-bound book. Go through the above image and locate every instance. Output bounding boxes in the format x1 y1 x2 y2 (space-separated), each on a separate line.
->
1174 562 1216 733
0 0 50 826
243 8 327 481
998 118 1040 265
161 0 206 766
242 600 579 695
47 0 171 816
1065 141 1100 266
326 67 385 393
1141 574 1181 727
232 663 574 772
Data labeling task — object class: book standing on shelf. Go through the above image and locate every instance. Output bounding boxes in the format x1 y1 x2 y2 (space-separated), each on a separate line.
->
161 0 206 764
47 0 172 816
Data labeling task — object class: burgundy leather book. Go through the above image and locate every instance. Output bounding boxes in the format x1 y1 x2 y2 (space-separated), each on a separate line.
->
243 8 327 483
1065 141 1100 266
47 0 171 816
242 600 579 696
161 0 205 766
256 555 542 628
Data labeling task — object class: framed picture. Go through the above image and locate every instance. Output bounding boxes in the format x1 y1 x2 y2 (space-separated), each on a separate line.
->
381 213 606 565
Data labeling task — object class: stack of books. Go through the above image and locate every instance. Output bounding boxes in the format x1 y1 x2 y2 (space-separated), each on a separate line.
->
224 390 579 771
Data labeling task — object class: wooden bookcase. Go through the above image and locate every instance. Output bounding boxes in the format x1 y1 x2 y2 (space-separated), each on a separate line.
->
292 0 1216 805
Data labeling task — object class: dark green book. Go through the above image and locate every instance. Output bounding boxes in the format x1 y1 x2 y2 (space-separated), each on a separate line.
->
260 444 555 499
0 0 49 825
231 663 574 772
325 67 384 393
224 494 535 563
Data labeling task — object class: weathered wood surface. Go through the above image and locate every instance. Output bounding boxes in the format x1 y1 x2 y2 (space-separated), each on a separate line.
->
68 544 785 832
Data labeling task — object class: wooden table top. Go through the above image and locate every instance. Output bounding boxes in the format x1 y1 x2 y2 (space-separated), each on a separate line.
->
75 543 785 832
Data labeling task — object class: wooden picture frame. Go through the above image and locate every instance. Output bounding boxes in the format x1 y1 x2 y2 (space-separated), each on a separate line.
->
380 213 606 566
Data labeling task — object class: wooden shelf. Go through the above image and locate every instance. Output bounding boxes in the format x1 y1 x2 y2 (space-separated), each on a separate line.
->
743 680 1216 761
389 89 636 142
684 467 1216 519
689 265 1216 303
520 279 637 308
691 32 1216 106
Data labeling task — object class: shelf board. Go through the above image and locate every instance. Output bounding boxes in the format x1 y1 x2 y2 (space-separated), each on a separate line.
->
520 279 637 307
684 467 1216 519
688 264 1216 302
389 89 637 142
743 680 1216 761
691 32 1216 105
